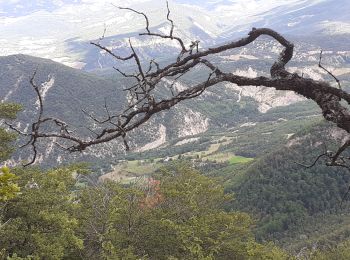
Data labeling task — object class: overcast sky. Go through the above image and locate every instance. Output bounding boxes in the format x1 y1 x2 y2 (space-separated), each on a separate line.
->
0 0 348 65
0 0 300 17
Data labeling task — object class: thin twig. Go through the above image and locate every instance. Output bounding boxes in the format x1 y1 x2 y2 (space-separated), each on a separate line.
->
319 50 342 89
294 153 327 168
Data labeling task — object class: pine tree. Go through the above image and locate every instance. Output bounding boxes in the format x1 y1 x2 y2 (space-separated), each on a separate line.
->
0 103 21 202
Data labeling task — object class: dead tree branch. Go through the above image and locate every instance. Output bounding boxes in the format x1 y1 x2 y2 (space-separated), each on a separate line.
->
319 50 342 89
8 5 350 166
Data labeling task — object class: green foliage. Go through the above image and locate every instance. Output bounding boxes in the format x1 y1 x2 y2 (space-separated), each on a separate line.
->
0 162 291 259
225 121 350 246
0 103 21 202
0 103 22 120
0 103 22 161
0 128 17 162
76 163 288 259
0 167 83 259
0 166 19 202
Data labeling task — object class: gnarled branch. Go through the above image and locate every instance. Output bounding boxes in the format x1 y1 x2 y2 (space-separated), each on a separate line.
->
8 5 350 166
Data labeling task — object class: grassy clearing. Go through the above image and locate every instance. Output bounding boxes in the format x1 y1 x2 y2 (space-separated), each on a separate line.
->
203 152 253 164
178 136 234 159
99 161 161 183
204 152 233 162
229 156 254 164
101 136 252 182
126 161 160 175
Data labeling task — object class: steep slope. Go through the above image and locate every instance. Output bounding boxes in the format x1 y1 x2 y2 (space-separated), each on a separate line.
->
0 54 125 168
225 120 350 250
0 54 259 167
1 25 349 168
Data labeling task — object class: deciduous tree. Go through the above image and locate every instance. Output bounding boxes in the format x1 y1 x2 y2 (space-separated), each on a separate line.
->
0 167 83 259
76 164 288 259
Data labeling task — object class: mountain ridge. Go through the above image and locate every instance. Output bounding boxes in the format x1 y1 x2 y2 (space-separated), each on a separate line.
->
1 0 349 70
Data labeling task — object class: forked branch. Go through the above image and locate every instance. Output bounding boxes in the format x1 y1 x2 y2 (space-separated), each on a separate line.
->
7 3 350 166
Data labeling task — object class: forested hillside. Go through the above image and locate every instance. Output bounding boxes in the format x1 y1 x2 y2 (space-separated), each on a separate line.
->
227 121 350 249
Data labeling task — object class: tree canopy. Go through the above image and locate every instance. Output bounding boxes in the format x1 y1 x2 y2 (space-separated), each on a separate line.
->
0 164 289 259
0 103 21 202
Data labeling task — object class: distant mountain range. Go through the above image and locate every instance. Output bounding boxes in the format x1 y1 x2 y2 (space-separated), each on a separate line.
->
1 0 349 70
0 0 349 168
0 29 349 168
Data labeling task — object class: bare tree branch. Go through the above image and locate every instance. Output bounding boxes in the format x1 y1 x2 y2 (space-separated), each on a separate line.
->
7 6 350 166
294 153 328 169
166 1 174 37
128 38 145 80
90 41 134 61
120 2 187 56
319 50 342 89
117 6 150 34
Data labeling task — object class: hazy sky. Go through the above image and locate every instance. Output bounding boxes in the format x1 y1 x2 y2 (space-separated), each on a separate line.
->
0 0 348 66
3 0 344 18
